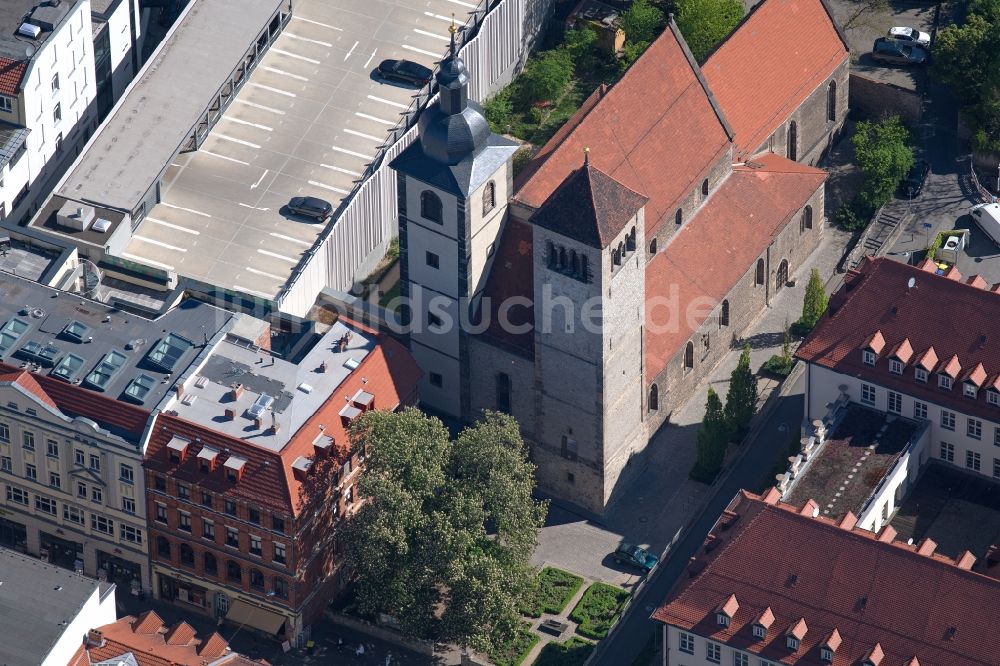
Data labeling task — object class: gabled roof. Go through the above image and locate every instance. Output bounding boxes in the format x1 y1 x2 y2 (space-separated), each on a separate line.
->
530 162 648 248
702 0 849 158
0 57 27 97
514 20 732 237
653 490 1000 666
0 370 57 410
646 153 825 377
475 218 536 356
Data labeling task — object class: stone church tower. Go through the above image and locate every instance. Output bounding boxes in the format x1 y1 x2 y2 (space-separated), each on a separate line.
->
390 33 519 418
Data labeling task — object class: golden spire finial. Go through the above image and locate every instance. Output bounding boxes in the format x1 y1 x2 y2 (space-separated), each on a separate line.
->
448 14 457 35
584 146 590 166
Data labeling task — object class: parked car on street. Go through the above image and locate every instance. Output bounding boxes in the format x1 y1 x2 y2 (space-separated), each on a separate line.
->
287 196 333 221
612 542 658 572
970 202 1000 246
888 26 931 47
376 59 433 87
872 37 928 66
897 158 929 199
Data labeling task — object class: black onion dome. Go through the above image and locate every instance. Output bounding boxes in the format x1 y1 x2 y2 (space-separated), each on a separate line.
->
418 101 491 165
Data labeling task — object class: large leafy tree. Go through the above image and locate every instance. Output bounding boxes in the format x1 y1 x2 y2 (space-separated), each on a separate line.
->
724 344 757 438
343 409 547 654
621 0 665 46
519 48 574 105
852 116 914 211
675 0 744 62
932 15 993 105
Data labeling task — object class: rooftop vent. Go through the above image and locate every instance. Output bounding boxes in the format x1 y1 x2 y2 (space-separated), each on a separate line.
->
92 218 112 233
17 23 41 39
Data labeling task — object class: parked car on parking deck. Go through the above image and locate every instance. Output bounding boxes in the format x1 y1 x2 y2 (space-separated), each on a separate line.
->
888 26 931 47
376 59 433 87
287 196 332 221
872 37 928 66
613 542 658 572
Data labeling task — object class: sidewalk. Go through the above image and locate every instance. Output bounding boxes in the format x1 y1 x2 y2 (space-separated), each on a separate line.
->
530 221 853 590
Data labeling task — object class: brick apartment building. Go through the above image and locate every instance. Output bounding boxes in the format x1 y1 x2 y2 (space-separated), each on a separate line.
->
144 319 421 643
394 0 849 514
795 257 1000 525
653 488 1000 666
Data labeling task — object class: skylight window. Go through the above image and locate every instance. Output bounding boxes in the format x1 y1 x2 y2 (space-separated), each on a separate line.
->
83 351 128 391
62 320 90 343
123 374 156 404
145 333 194 373
17 341 61 367
51 353 86 382
0 318 29 356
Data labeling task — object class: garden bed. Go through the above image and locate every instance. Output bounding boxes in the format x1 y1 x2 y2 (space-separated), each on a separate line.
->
533 637 595 666
520 567 585 618
487 622 539 666
569 583 631 640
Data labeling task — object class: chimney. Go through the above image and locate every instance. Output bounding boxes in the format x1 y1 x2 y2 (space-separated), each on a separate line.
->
762 487 781 504
838 512 858 530
224 408 235 420
231 383 245 401
174 384 184 400
253 417 263 430
955 550 976 570
916 537 937 557
876 525 896 543
86 628 105 648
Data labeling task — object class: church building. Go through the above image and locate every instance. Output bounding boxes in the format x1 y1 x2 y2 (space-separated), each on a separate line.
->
392 0 850 514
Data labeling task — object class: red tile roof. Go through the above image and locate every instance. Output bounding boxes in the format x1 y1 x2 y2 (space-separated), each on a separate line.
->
82 614 267 666
645 154 825 378
513 22 732 237
0 58 27 98
796 257 1000 423
702 0 848 159
652 490 1000 666
0 370 56 409
145 329 422 516
477 217 536 356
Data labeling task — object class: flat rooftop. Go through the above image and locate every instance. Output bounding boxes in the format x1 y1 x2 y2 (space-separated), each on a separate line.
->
0 547 103 666
116 0 460 299
57 0 286 213
0 236 61 282
786 403 919 520
0 274 234 408
891 463 1000 560
165 319 373 452
31 195 130 249
0 0 74 60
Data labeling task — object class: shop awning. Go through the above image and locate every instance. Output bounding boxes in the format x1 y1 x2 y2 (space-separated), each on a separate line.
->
225 599 286 635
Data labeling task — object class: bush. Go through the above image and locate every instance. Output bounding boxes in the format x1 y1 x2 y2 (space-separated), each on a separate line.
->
486 622 539 666
852 116 914 211
761 355 794 378
834 203 866 231
534 637 595 666
621 0 665 45
519 567 585 618
512 148 534 177
789 320 813 338
676 0 745 62
520 48 574 105
484 88 515 134
569 583 631 640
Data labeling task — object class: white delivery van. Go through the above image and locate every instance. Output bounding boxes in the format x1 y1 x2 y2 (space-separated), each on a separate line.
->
970 202 1000 246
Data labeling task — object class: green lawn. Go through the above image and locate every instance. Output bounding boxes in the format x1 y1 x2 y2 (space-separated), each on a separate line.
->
487 622 539 666
569 583 631 640
520 567 585 618
533 637 595 666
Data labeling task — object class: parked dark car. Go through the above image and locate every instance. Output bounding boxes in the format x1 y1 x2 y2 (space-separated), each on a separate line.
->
898 158 929 199
376 59 433 87
287 196 332 221
872 37 928 66
612 542 658 572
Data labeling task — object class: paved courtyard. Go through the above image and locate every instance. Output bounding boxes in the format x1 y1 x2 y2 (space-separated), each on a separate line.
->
123 0 467 298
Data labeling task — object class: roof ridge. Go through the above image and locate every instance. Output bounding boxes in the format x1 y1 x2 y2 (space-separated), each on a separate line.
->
666 18 734 140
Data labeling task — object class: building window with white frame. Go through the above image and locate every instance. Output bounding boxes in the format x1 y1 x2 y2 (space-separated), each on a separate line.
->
678 632 695 654
988 390 999 406
915 367 928 383
941 441 954 462
23 431 34 450
964 383 978 399
35 495 57 515
0 96 11 113
6 485 27 505
0 456 10 473
734 652 749 666
941 410 956 431
861 383 876 405
120 463 134 483
91 514 113 534
25 463 36 480
968 418 983 440
120 524 142 545
821 647 833 662
967 450 982 471
48 471 60 489
122 497 136 514
63 504 84 525
863 350 876 366
0 422 8 442
74 449 84 466
91 487 102 504
46 440 58 457
273 541 286 564
914 401 927 420
706 642 721 664
889 359 903 375
887 391 902 414
52 103 61 125
89 454 100 471
939 374 953 390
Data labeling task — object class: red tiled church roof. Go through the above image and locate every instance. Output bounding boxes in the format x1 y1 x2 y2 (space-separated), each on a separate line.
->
702 0 849 159
646 153 825 378
477 217 536 356
0 58 27 97
796 257 1000 422
653 490 1000 666
513 21 732 237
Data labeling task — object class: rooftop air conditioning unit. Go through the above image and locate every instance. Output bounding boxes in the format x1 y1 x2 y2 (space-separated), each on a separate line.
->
943 236 961 251
17 23 41 39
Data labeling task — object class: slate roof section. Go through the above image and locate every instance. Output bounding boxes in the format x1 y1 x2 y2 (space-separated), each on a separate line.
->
702 0 849 159
796 257 1000 423
513 20 732 237
652 490 1000 666
0 547 102 666
646 153 825 378
530 162 648 249
390 131 520 197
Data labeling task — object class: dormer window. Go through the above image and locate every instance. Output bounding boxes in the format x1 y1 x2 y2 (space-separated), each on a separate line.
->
197 447 219 473
821 647 833 662
753 625 765 639
224 456 247 482
717 613 730 627
863 350 876 366
939 374 953 390
166 435 190 463
988 390 999 406
964 383 978 399
787 637 799 650
915 367 927 383
889 359 903 375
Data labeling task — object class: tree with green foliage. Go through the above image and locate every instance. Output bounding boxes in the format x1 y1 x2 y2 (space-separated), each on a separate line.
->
519 48 574 105
621 0 665 46
565 25 599 72
725 344 757 437
692 388 729 482
343 409 548 654
932 15 993 105
799 268 829 330
852 116 914 211
675 0 744 62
